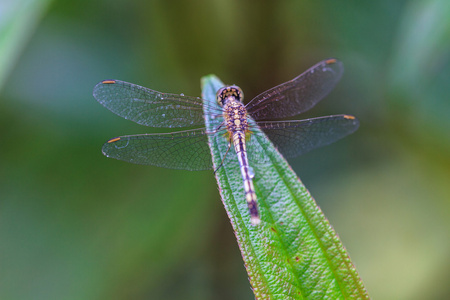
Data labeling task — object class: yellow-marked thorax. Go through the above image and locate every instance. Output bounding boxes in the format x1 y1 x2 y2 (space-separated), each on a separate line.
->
216 85 250 139
223 99 249 134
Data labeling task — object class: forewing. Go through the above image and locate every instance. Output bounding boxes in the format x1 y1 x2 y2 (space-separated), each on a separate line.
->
102 128 213 170
256 115 359 158
246 59 344 120
93 80 206 128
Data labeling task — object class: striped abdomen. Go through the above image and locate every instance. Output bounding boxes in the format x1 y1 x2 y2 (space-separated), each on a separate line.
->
232 131 260 225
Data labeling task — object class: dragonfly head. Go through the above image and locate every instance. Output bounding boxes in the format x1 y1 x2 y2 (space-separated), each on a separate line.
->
216 85 244 106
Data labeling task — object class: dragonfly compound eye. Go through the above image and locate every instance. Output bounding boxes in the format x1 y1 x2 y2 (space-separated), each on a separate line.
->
216 86 244 106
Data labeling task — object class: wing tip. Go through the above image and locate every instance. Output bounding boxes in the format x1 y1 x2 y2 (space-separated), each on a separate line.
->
107 137 121 143
101 80 117 84
343 114 360 131
94 79 117 89
93 79 119 99
322 57 344 72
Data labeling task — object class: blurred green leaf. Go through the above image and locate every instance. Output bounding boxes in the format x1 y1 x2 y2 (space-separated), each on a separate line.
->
387 0 450 150
201 75 369 299
389 0 450 90
0 0 52 90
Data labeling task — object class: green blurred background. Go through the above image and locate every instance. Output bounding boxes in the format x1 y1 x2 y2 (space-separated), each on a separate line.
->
1 0 449 299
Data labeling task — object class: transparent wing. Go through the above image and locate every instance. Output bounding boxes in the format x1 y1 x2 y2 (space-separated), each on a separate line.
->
245 59 344 120
93 79 207 128
102 128 213 170
255 115 359 158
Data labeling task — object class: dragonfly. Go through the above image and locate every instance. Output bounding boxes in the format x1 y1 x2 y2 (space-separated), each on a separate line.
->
94 58 359 225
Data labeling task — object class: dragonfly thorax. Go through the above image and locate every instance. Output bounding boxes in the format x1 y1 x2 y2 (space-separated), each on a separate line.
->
223 99 249 133
216 85 244 106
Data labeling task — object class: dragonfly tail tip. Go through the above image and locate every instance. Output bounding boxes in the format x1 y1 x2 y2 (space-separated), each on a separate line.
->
251 216 261 226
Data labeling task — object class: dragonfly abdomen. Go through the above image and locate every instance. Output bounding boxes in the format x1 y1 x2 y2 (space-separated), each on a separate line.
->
233 131 260 226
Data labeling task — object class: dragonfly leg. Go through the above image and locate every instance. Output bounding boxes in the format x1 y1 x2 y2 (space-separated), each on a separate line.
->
214 141 232 174
206 122 225 135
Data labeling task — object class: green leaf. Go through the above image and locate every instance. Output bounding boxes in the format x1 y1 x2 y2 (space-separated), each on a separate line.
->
201 75 370 299
0 0 53 90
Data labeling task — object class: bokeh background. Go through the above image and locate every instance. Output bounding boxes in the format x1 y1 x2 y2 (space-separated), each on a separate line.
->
1 0 449 299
